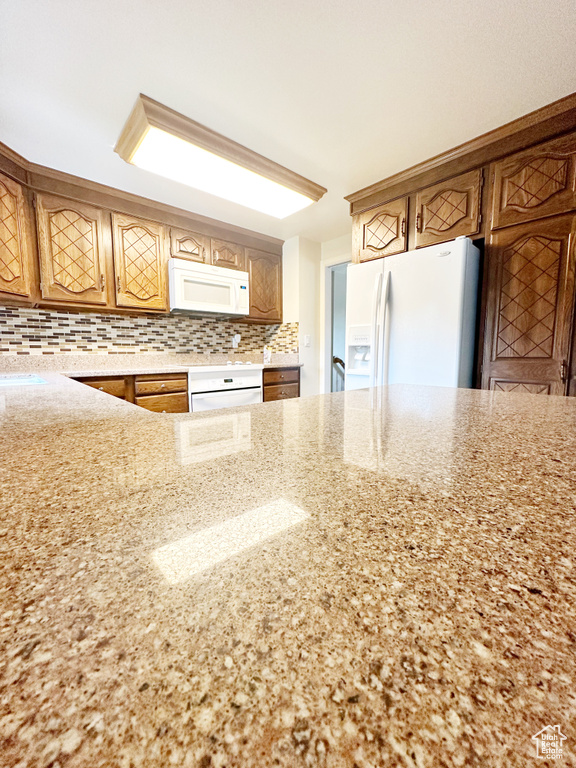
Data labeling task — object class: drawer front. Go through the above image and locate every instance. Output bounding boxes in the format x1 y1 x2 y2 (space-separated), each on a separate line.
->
135 376 187 396
263 383 299 401
263 368 300 386
135 392 189 413
78 377 126 398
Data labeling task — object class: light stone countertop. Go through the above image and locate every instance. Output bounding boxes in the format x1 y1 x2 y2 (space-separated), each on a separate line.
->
0 352 301 377
62 363 302 378
1 375 575 767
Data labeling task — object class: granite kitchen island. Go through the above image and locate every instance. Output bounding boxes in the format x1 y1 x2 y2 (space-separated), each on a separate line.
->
1 375 575 767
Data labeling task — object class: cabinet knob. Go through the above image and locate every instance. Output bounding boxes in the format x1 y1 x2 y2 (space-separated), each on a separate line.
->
161 383 165 388
162 410 166 413
98 387 104 391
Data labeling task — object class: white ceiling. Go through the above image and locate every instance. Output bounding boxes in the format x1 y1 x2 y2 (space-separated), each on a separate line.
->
1 0 575 244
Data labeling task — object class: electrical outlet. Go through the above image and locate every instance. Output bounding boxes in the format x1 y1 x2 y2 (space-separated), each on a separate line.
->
304 334 311 347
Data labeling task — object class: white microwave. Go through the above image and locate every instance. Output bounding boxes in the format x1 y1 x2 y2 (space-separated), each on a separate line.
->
169 258 250 315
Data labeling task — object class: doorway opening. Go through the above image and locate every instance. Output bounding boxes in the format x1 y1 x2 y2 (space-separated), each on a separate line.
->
328 263 348 392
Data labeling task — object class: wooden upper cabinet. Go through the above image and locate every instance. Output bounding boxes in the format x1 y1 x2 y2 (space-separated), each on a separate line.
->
0 173 34 300
246 248 282 323
353 197 408 263
35 194 109 305
414 169 482 248
210 238 246 271
491 134 576 230
112 213 168 311
170 227 209 264
481 214 576 396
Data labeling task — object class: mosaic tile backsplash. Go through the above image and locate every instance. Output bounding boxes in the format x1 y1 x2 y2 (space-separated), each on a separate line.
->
0 306 299 355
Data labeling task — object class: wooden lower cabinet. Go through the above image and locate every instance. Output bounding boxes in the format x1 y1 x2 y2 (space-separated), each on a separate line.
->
481 214 576 395
135 392 188 413
77 376 128 398
75 372 189 412
133 373 188 413
263 367 300 401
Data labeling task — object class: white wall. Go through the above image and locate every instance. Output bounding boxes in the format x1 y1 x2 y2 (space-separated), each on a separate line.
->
283 232 351 397
282 236 321 397
282 237 300 324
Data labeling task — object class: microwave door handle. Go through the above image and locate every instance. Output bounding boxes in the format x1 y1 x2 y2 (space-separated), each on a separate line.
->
234 280 240 312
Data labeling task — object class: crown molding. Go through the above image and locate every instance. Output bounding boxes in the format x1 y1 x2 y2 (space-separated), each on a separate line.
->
346 91 576 213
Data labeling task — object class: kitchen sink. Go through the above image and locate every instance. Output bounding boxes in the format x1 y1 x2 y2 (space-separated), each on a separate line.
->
0 374 49 387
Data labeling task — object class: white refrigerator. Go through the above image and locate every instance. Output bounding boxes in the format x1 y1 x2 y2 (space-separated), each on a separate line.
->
344 236 480 390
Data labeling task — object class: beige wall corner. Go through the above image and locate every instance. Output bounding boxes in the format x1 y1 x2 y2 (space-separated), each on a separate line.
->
282 236 321 397
319 234 352 394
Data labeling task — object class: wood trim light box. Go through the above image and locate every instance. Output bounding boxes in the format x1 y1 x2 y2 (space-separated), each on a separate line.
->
115 95 327 219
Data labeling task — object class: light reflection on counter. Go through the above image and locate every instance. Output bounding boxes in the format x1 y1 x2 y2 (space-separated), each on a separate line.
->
343 386 458 488
176 411 252 465
152 498 309 583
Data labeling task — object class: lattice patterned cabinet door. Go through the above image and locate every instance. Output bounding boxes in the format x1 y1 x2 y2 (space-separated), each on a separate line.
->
246 248 282 322
353 197 408 263
415 169 482 248
112 214 168 311
0 173 33 299
210 238 246 271
170 228 209 264
481 214 576 396
491 133 576 229
36 194 108 305
490 380 550 395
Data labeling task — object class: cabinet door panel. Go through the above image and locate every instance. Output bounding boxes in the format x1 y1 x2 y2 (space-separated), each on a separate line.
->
0 173 34 299
491 134 576 229
36 194 108 304
210 238 246 271
135 392 189 413
353 197 408 262
170 228 209 263
481 214 576 395
415 169 482 247
246 248 282 322
112 213 167 310
263 382 299 401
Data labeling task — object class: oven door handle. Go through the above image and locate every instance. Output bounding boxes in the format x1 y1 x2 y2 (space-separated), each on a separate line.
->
191 386 263 411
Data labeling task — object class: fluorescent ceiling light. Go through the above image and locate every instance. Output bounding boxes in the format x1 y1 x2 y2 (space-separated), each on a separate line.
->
115 94 327 219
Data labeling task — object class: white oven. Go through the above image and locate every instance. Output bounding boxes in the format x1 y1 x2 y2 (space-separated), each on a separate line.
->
188 365 263 411
169 258 250 316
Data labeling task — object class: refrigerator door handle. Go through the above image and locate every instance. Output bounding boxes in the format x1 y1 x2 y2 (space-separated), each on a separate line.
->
370 273 383 387
379 272 391 386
